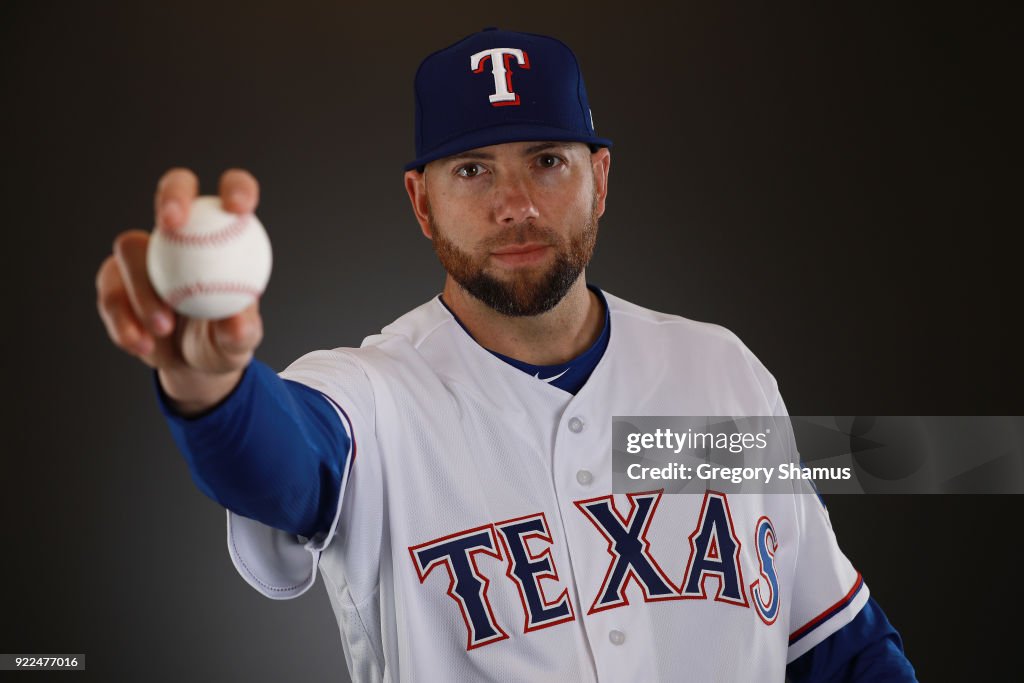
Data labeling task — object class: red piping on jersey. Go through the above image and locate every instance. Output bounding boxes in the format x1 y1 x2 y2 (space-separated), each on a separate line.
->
789 572 864 645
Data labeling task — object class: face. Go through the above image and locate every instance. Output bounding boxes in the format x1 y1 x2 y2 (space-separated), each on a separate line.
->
405 141 611 317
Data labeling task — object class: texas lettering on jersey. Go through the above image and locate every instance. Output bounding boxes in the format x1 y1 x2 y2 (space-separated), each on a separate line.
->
408 490 782 650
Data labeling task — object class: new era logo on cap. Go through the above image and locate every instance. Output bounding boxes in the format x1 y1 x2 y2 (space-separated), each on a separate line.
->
406 28 612 170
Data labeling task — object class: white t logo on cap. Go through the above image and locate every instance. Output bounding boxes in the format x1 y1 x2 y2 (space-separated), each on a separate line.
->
470 48 530 106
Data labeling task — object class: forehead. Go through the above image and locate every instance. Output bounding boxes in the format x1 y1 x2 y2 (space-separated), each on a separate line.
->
432 140 589 164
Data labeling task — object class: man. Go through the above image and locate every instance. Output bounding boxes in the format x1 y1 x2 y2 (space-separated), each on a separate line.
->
96 28 915 682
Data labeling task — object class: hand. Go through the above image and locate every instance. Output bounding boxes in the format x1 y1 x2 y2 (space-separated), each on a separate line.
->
96 168 264 414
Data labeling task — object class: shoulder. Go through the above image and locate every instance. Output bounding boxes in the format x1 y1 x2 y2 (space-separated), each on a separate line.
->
285 296 456 374
602 290 785 415
361 295 456 351
604 290 756 358
279 295 466 402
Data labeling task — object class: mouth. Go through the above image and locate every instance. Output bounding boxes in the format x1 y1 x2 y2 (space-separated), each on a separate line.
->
490 243 552 267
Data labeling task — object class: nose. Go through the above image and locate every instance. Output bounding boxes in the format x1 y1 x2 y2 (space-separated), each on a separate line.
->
492 171 540 225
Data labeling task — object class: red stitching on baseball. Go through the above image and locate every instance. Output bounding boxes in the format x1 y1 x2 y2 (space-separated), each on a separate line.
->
160 214 252 247
165 281 262 308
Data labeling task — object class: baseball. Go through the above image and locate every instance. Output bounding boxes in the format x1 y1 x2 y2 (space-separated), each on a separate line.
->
146 196 272 319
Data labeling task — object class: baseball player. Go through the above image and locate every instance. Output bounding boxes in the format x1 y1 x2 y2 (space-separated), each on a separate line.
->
96 28 916 682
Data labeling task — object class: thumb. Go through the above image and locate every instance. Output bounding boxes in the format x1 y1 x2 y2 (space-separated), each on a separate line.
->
212 303 263 357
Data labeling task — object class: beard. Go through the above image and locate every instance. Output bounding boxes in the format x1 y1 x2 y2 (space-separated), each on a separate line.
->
429 198 599 317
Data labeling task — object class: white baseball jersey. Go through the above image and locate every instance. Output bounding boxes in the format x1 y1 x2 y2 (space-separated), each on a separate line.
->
226 291 867 682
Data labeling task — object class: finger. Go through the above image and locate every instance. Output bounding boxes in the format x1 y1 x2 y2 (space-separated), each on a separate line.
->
96 255 155 357
212 302 263 356
155 168 199 230
219 168 260 214
113 230 175 337
144 325 187 371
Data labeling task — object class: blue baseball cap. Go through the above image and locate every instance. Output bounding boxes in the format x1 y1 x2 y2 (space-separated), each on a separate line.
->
406 28 613 171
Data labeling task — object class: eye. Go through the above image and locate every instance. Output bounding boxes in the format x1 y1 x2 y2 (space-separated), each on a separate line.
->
455 163 486 178
537 154 565 169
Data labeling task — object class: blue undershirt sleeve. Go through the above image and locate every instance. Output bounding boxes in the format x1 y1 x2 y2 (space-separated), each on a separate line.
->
155 359 351 539
787 596 917 682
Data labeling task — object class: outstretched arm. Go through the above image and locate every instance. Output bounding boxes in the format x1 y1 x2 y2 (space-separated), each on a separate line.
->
158 359 350 538
97 168 349 538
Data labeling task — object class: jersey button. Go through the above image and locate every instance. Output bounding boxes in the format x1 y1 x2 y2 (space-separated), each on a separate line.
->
608 629 626 645
568 416 585 433
576 469 594 486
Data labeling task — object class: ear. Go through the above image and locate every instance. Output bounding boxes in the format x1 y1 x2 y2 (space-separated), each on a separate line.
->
590 147 611 218
404 169 433 239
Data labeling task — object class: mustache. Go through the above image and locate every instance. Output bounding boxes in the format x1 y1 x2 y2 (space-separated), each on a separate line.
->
481 224 561 250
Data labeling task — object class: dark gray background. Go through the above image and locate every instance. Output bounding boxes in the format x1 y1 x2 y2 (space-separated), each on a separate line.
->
1 1 1015 681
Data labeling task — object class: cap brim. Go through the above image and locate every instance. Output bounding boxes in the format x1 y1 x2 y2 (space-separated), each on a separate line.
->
405 124 612 171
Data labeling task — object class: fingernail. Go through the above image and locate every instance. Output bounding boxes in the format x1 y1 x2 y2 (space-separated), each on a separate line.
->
162 199 183 226
152 312 173 335
228 191 248 212
229 319 251 346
